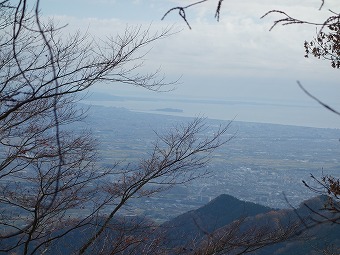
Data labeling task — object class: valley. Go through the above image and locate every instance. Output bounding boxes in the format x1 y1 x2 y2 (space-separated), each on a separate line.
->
84 104 340 222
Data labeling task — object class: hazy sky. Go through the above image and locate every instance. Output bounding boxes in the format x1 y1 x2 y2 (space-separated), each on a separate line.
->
40 0 340 128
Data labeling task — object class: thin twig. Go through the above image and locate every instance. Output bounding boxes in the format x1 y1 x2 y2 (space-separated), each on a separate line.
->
162 0 224 29
297 81 340 116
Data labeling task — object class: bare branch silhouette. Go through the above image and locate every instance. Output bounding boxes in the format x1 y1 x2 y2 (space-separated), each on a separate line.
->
297 81 340 116
1 2 232 254
162 0 224 29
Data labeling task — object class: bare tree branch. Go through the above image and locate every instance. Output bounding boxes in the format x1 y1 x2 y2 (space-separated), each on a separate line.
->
297 81 340 116
79 118 232 254
0 2 191 254
162 0 224 29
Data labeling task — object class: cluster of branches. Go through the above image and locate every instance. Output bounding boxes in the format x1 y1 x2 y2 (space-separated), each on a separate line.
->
165 212 305 255
0 1 235 254
303 174 340 225
162 0 330 29
304 17 340 68
192 219 304 255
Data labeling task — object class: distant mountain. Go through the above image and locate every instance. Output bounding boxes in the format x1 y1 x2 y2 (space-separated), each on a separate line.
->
84 92 126 101
158 194 273 249
154 108 183 113
157 194 340 255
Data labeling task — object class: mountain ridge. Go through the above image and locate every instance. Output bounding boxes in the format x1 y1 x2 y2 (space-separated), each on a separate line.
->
157 194 339 254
